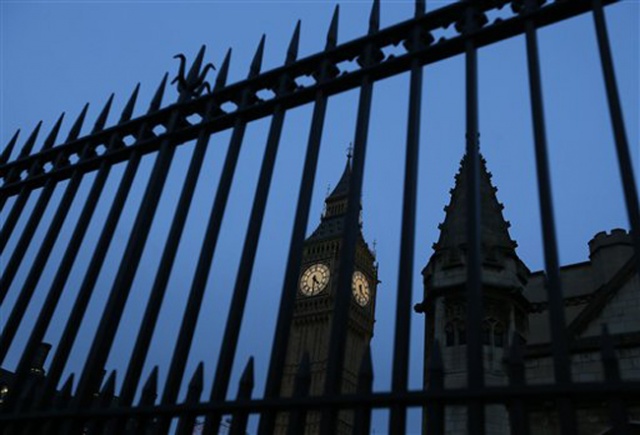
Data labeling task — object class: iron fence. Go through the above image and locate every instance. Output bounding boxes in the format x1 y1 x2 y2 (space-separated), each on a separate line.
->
1 0 638 433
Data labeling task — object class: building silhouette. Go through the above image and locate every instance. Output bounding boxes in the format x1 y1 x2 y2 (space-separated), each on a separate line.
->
277 154 378 434
415 152 640 434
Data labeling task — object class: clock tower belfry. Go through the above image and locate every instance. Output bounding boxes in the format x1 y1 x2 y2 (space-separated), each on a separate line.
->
277 154 379 434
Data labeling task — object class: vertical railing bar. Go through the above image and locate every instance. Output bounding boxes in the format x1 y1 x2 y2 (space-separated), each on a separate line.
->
507 333 530 435
70 100 191 417
0 121 41 214
320 2 379 430
0 192 29 246
463 2 484 433
156 39 265 433
35 150 143 409
522 0 577 432
258 7 339 435
426 340 444 435
116 99 216 412
175 362 204 435
591 0 640 275
163 94 286 430
5 150 116 412
204 24 300 434
157 38 267 433
33 71 169 411
0 104 91 301
389 1 425 432
600 324 631 434
0 180 59 302
0 173 84 361
228 358 255 435
115 49 233 413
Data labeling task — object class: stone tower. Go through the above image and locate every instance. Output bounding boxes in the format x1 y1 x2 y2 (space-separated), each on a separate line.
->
277 155 378 435
416 153 531 434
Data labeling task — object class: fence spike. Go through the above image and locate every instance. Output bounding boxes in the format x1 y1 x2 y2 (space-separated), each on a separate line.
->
100 370 117 398
214 48 232 92
286 20 302 65
119 83 141 124
188 361 204 394
239 356 255 393
416 0 425 16
59 373 75 401
248 35 266 79
148 73 169 114
326 5 340 50
186 45 206 84
354 346 373 435
92 94 115 133
17 121 43 159
140 366 159 405
41 112 65 151
1 129 20 164
66 103 89 142
369 0 380 34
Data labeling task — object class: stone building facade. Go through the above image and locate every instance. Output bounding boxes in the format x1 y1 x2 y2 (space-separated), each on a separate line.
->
415 153 640 434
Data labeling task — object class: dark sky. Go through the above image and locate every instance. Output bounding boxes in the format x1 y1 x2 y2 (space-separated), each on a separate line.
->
1 1 638 432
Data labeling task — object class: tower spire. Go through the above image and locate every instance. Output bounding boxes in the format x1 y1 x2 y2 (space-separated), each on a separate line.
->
432 151 516 255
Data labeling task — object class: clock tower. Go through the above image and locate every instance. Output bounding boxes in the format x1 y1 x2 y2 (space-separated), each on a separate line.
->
277 154 379 434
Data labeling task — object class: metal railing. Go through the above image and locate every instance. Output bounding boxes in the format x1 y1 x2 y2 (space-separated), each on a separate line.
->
1 0 638 433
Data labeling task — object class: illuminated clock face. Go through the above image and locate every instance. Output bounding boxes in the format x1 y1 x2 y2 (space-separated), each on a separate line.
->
352 271 370 306
300 263 330 296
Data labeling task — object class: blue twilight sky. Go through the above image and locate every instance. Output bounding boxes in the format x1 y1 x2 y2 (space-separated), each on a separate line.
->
1 0 638 432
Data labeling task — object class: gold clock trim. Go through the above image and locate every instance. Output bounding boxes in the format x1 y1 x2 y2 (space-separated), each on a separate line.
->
299 263 330 296
352 270 370 306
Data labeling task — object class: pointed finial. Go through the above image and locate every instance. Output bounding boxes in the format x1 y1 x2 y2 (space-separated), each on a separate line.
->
101 370 117 397
372 239 377 256
92 94 114 133
119 83 141 124
1 129 21 164
415 0 425 16
140 366 159 405
41 113 65 151
326 5 340 50
214 48 232 92
18 121 43 159
346 142 353 162
369 0 380 34
239 356 255 390
60 373 75 398
326 184 331 198
148 73 169 114
286 21 302 65
188 362 205 392
66 103 89 142
186 45 207 84
248 35 266 79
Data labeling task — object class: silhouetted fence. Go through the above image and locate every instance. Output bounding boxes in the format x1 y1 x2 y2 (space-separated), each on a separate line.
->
1 0 638 433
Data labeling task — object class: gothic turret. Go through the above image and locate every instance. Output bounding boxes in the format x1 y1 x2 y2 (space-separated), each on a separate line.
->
417 152 532 435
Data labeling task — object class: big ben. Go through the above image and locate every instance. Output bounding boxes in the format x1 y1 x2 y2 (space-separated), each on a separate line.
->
276 154 379 434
